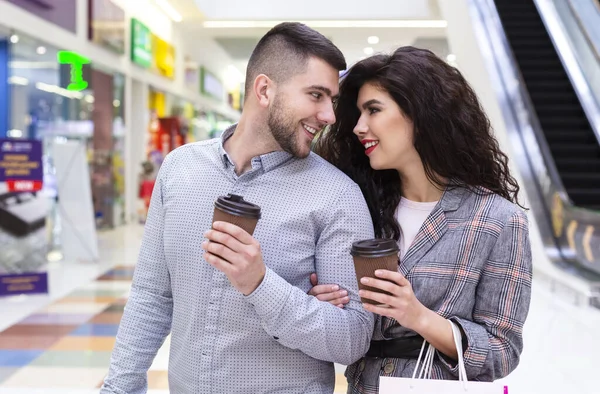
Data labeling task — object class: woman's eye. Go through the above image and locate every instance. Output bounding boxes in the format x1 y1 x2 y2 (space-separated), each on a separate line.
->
368 107 379 115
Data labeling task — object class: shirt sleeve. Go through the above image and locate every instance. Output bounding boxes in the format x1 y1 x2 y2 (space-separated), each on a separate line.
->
100 155 175 394
437 209 533 380
244 183 376 366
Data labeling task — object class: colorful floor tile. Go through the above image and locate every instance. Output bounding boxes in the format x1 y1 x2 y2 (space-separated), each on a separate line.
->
0 263 349 392
0 325 77 337
70 323 120 337
42 302 111 315
0 335 61 350
147 370 169 390
0 350 43 367
29 350 113 368
49 336 116 352
19 313 95 326
0 367 18 384
102 304 126 313
87 312 123 325
1 366 108 388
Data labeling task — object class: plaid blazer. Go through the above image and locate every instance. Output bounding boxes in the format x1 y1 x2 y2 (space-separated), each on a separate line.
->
346 185 532 393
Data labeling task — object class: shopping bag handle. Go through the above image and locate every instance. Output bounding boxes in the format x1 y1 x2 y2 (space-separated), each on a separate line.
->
410 320 468 386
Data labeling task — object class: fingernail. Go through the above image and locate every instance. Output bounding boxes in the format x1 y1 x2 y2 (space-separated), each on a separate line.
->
332 285 339 291
359 290 365 296
341 290 348 296
361 277 369 284
343 296 349 302
375 270 383 276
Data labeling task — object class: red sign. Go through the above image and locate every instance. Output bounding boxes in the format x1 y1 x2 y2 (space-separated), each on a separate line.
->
6 180 43 192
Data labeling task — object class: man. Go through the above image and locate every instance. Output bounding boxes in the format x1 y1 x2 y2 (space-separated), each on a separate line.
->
101 22 374 394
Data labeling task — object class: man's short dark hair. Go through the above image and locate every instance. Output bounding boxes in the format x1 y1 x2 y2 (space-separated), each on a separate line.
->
244 22 346 98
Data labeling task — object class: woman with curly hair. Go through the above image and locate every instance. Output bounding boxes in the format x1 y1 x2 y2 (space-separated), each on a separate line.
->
312 47 532 392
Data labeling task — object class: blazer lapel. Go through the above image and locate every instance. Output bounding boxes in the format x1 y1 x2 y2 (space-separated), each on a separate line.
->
382 184 467 335
399 207 447 276
399 185 467 276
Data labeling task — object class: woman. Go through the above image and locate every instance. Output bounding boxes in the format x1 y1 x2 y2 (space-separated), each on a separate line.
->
312 47 532 392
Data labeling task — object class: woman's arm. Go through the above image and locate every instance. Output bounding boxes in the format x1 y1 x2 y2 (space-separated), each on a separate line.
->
438 210 533 380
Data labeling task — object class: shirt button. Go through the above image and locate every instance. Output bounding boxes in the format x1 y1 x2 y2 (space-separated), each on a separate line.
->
358 360 366 372
383 362 395 374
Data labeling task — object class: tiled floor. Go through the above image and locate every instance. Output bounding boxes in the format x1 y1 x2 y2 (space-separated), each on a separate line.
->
0 265 133 389
0 224 599 393
0 262 349 393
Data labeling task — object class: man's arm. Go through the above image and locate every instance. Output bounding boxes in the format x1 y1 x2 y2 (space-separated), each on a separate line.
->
245 183 375 365
100 155 174 394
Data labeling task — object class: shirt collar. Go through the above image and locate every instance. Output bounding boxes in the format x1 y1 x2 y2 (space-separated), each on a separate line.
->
218 123 295 172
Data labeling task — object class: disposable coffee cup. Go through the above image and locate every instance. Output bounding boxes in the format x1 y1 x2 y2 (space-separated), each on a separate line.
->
212 194 261 236
351 239 399 305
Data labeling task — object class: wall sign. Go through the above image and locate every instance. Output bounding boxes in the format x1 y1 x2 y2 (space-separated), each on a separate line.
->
200 67 224 101
57 51 91 91
131 18 152 68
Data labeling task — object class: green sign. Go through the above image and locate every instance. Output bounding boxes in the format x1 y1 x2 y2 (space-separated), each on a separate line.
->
200 66 224 101
57 51 90 91
131 19 152 68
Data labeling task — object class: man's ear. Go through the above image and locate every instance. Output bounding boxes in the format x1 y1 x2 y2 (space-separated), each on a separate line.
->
254 74 273 108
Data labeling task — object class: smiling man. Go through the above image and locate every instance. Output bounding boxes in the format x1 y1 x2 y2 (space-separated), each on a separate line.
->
100 22 375 394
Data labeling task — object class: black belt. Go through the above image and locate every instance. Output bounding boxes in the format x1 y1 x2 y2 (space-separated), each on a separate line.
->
365 336 425 359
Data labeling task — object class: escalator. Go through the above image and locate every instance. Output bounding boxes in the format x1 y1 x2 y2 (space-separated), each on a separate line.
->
494 1 600 211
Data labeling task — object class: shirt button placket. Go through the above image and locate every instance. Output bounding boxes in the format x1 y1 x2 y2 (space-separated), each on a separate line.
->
200 269 226 390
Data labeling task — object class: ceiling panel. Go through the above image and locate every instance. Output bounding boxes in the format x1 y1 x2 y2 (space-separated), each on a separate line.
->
193 0 439 20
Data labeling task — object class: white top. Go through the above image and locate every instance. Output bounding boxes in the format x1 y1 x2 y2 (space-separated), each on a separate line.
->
395 197 439 259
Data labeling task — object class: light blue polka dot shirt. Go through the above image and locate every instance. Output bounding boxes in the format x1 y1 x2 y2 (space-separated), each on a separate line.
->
101 125 375 394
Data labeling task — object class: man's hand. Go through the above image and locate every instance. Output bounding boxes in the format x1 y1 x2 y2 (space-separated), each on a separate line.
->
202 221 266 296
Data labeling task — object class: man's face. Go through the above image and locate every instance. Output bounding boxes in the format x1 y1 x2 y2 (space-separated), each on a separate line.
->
267 57 340 158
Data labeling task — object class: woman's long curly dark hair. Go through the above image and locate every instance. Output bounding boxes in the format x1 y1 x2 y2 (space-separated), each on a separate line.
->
314 46 522 240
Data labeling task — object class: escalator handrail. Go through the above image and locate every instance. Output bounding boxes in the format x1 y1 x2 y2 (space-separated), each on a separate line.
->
534 0 600 147
567 0 600 64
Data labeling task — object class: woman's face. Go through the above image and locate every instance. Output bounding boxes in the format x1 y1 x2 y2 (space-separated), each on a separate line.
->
353 82 420 172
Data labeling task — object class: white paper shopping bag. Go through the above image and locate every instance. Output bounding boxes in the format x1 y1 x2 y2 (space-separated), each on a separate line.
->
378 321 509 394
379 376 507 393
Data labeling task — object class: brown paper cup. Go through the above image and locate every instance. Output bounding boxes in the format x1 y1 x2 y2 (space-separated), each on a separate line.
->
353 254 399 305
212 206 259 236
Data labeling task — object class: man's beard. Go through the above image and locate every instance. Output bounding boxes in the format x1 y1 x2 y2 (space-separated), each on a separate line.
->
267 96 310 158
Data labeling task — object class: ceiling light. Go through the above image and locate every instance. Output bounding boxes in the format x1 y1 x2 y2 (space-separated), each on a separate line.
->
154 0 182 22
8 76 29 86
36 82 83 99
36 46 46 55
9 61 58 69
367 36 379 45
84 95 95 104
113 99 121 107
446 54 456 62
364 47 374 55
203 20 448 29
7 129 23 138
10 34 19 44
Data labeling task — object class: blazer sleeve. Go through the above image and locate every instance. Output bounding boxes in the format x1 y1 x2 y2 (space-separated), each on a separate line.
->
438 209 533 381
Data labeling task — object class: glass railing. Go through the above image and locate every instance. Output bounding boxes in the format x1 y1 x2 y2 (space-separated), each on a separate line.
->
535 0 600 145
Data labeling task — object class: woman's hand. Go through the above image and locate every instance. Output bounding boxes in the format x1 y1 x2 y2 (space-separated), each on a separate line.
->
359 269 428 332
307 273 350 308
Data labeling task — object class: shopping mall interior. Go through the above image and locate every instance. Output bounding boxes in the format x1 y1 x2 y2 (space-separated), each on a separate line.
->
0 0 599 393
